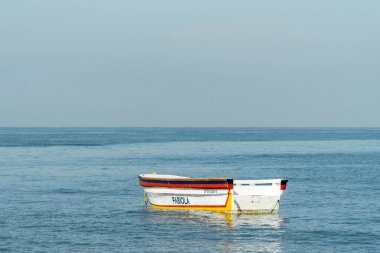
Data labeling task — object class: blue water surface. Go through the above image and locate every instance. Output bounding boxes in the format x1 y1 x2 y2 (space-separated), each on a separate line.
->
0 128 379 252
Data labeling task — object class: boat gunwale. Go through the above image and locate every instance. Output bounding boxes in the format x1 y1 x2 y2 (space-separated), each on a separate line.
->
139 176 232 182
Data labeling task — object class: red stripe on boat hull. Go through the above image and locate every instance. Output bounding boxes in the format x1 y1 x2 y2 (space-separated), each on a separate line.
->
139 181 229 189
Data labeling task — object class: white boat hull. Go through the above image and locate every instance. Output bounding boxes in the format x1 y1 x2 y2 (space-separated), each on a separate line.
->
142 177 287 213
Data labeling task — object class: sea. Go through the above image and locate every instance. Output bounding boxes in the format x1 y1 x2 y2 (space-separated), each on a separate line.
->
0 128 379 253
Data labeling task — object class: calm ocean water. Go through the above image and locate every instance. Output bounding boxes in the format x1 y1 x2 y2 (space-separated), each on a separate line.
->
0 128 379 252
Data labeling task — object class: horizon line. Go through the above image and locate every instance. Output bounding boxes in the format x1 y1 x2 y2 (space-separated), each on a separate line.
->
1 126 380 129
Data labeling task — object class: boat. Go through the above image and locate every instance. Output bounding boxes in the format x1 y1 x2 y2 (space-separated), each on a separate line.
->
139 173 288 213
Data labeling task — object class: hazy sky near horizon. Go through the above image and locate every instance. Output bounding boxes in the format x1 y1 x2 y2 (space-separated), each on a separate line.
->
1 1 379 127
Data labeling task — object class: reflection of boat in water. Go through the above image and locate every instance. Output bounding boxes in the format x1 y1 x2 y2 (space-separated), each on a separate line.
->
139 173 288 213
143 209 284 252
144 208 284 229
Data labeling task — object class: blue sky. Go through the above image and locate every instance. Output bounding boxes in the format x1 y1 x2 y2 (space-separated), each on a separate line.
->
1 1 379 127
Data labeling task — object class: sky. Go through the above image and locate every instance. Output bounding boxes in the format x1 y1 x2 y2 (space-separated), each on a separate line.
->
1 0 379 127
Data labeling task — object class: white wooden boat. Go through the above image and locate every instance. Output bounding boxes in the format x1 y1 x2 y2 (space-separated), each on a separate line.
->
139 173 288 213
